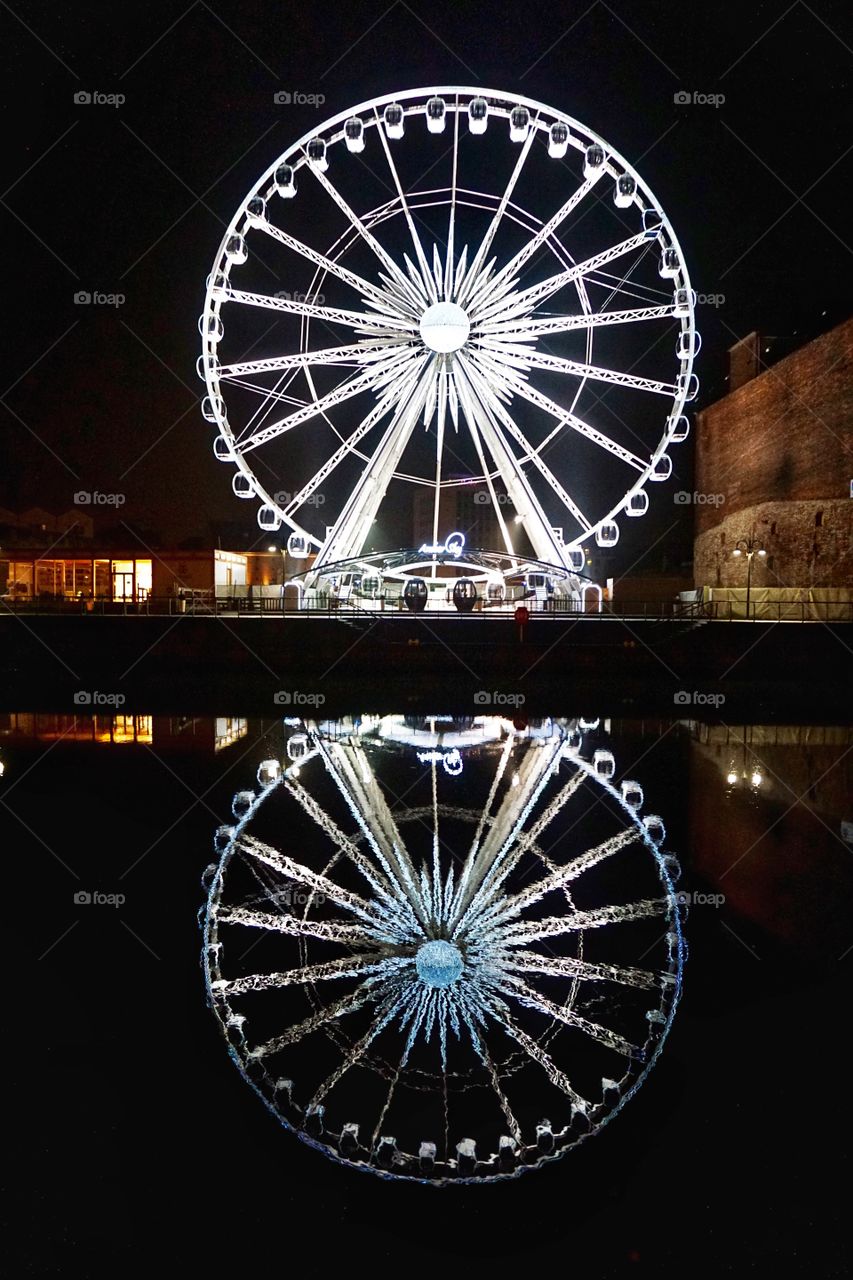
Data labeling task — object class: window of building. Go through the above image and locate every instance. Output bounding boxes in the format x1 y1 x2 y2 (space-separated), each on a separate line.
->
815 510 823 527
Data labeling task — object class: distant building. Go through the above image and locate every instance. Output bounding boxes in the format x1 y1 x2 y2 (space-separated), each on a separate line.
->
0 548 247 602
0 505 94 546
694 317 853 591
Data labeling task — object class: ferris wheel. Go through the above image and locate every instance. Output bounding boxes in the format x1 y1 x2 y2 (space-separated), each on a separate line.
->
201 716 685 1183
199 88 698 581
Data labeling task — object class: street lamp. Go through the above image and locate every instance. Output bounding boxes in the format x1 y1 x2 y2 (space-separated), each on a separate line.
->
731 534 766 619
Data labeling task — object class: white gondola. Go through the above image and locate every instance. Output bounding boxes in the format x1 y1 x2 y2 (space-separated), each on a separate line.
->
659 246 679 278
677 371 700 401
232 790 255 817
383 103 404 139
274 163 296 197
232 472 254 498
207 271 230 301
621 780 644 810
593 749 616 780
198 314 223 341
642 208 663 238
258 504 282 530
201 394 224 422
677 330 701 358
596 521 619 547
667 414 690 442
344 117 364 152
426 96 446 133
509 106 530 142
256 759 281 788
650 453 672 481
213 435 232 461
578 717 600 730
287 733 308 762
245 195 266 227
643 815 666 846
614 173 636 208
567 548 585 571
307 138 328 171
548 121 569 158
286 531 310 558
468 96 488 134
225 234 247 264
584 143 605 178
626 489 649 516
673 287 694 317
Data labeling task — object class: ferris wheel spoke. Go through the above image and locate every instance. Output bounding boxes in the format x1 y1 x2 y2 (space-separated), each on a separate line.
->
306 986 414 1109
500 897 672 945
461 359 592 533
458 121 537 307
218 342 399 380
477 172 603 306
457 122 539 305
210 952 406 998
503 949 660 991
474 230 649 325
477 302 676 341
256 218 413 316
216 904 366 945
237 834 392 930
451 367 518 557
249 986 381 1059
308 159 428 310
484 344 678 397
373 112 439 305
486 370 650 472
498 1010 591 1112
497 974 640 1057
226 287 416 335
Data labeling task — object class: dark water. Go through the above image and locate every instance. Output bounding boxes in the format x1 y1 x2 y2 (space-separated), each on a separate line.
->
4 711 852 1276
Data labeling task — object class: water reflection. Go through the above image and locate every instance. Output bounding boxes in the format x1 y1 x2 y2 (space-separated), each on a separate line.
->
202 715 685 1183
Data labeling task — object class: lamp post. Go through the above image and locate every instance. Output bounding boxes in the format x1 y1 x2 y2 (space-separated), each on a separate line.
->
731 534 766 619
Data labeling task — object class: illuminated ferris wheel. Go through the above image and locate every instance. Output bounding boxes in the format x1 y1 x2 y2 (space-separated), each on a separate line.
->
199 88 698 588
201 716 685 1183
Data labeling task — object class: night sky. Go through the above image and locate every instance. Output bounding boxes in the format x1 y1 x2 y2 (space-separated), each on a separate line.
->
3 0 852 560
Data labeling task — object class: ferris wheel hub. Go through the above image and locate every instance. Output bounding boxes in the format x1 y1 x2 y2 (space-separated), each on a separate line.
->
415 939 464 987
419 300 470 353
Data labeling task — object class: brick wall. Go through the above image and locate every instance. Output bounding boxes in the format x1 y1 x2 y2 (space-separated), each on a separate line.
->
694 318 853 587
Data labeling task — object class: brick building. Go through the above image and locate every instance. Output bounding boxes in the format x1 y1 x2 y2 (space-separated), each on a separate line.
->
693 318 853 591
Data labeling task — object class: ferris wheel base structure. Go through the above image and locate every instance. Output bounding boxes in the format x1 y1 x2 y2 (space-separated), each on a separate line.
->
290 541 602 613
